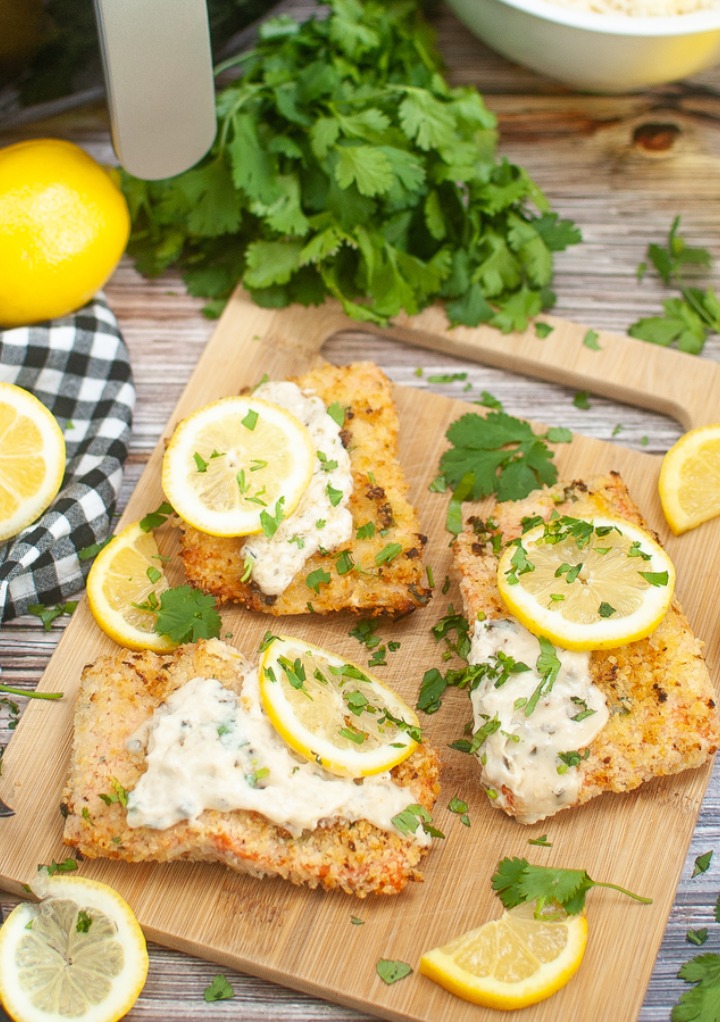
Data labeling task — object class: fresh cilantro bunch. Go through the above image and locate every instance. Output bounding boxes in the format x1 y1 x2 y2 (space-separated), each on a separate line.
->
121 0 580 328
628 217 720 354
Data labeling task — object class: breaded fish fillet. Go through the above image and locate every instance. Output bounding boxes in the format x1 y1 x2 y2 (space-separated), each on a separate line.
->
180 362 431 618
452 471 720 823
62 638 441 897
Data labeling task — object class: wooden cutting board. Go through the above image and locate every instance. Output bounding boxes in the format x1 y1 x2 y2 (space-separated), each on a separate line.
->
2 291 720 1022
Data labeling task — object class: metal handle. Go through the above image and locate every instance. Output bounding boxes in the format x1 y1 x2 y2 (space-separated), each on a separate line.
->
93 0 217 180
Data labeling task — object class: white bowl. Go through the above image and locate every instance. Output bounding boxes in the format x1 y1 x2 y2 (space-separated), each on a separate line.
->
445 0 720 92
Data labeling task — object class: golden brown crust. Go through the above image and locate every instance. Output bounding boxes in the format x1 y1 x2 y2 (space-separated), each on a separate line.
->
62 638 441 897
453 472 720 819
179 362 431 618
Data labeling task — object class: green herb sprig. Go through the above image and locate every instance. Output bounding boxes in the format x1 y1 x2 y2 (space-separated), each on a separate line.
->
434 411 571 534
629 217 720 354
121 0 580 328
492 856 652 916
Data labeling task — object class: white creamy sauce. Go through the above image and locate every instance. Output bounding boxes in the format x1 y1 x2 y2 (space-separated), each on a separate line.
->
126 670 428 844
469 618 609 824
243 381 353 595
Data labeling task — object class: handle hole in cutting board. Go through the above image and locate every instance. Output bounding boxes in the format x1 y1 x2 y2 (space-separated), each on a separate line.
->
322 331 684 456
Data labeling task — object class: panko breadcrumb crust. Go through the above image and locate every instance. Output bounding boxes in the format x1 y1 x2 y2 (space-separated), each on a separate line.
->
62 638 441 897
453 471 720 821
179 362 431 618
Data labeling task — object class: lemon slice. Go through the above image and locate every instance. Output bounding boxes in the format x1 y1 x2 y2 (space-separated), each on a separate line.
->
0 382 65 543
258 634 420 777
496 514 675 651
86 520 176 651
419 901 587 1010
659 423 720 535
0 871 149 1022
161 395 315 537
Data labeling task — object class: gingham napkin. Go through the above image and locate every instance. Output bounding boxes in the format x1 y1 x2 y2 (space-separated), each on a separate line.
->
0 296 135 623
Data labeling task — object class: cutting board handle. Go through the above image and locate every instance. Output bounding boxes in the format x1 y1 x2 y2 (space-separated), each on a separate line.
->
206 293 720 435
368 306 720 433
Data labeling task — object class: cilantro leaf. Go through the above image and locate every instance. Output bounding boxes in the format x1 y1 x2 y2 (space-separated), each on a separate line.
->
437 410 571 522
491 857 652 915
153 585 222 644
673 954 720 1022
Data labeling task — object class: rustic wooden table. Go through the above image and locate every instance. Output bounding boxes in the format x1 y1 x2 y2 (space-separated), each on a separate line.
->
2 5 720 1019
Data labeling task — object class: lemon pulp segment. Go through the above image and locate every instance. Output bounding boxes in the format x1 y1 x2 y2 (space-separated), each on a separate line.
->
85 520 175 651
497 514 675 650
259 635 420 777
0 383 65 542
419 902 587 1010
161 395 315 537
0 873 148 1022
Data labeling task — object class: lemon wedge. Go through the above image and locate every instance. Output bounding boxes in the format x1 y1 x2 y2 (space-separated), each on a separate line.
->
86 520 176 651
419 901 587 1010
161 395 315 537
258 634 420 777
0 382 65 543
496 514 675 650
659 423 720 535
0 871 148 1022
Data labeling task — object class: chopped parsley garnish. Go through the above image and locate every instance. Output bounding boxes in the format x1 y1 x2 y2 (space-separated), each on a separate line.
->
260 498 285 538
528 834 552 847
326 482 344 507
139 500 174 532
76 910 93 934
204 975 235 1002
693 851 714 877
391 804 444 839
376 959 412 985
327 402 346 427
448 795 471 827
242 409 259 431
335 550 355 574
375 542 403 565
27 602 78 631
306 568 331 593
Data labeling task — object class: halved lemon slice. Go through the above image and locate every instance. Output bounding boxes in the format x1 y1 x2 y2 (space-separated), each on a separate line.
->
419 901 587 1010
0 871 149 1022
497 514 675 651
161 395 315 537
258 634 420 777
659 423 720 535
86 520 176 651
0 382 65 543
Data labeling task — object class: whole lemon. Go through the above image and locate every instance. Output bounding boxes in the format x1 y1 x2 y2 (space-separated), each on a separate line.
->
0 139 131 328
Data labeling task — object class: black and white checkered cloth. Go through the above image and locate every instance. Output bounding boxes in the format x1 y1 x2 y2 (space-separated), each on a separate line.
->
0 296 135 622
